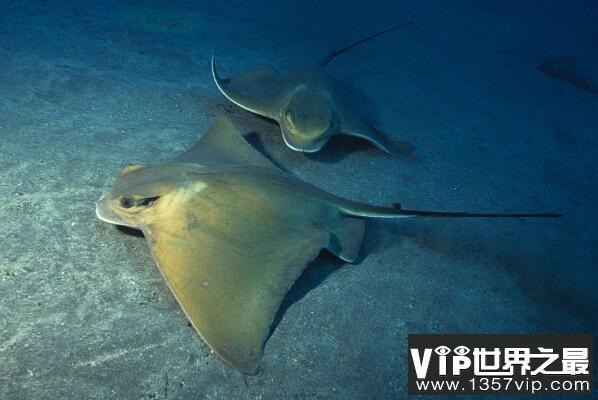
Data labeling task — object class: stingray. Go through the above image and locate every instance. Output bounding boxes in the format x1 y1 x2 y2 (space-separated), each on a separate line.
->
211 22 416 155
96 115 560 374
537 59 598 95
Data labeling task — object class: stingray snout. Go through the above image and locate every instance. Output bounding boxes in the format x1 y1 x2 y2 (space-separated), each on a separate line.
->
95 192 134 227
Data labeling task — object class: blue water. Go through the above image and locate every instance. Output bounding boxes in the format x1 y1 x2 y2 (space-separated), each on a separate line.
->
0 1 596 399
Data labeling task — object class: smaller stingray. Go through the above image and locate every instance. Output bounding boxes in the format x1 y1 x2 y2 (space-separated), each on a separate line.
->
96 115 560 374
212 23 416 155
538 58 598 95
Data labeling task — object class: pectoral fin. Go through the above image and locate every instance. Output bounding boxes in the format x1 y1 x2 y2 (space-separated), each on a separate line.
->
212 56 289 120
144 203 330 373
341 115 415 156
174 114 280 170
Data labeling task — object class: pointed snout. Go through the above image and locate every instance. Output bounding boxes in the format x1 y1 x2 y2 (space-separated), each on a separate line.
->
95 193 126 226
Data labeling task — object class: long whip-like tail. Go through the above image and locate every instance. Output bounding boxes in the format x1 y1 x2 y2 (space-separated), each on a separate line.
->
388 209 562 218
339 202 562 219
319 21 414 68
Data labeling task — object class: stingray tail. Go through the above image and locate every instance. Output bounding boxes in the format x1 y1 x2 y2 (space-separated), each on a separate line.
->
339 202 562 219
319 21 414 68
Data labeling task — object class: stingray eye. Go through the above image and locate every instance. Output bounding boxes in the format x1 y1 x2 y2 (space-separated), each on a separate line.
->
139 196 160 207
284 109 294 125
120 197 134 209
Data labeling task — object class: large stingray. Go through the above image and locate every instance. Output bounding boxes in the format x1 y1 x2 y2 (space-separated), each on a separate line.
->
212 23 416 154
96 115 560 374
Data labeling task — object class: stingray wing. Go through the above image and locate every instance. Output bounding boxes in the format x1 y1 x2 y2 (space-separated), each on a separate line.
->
340 111 415 156
212 56 290 119
143 183 330 373
174 114 279 170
